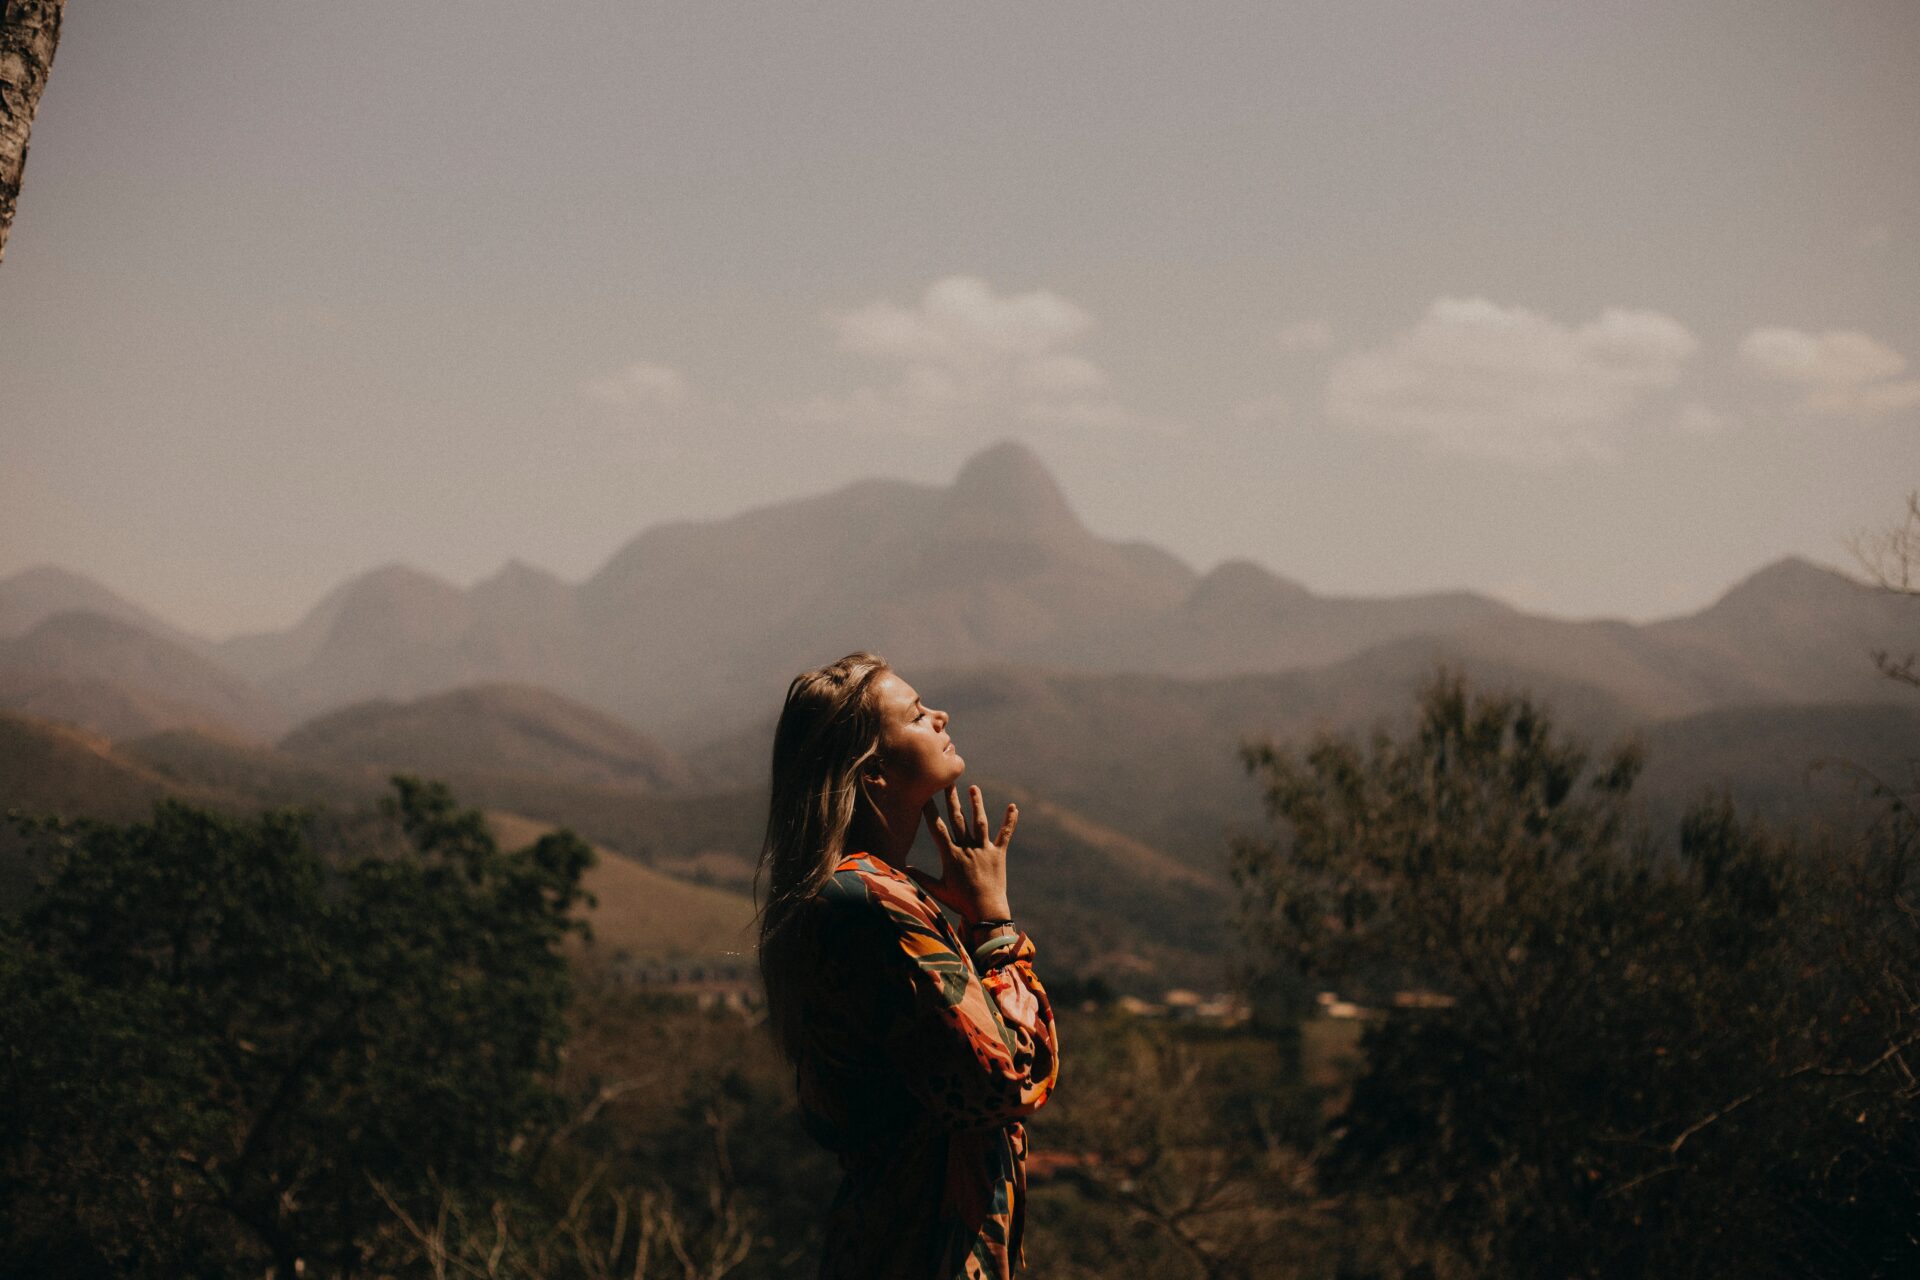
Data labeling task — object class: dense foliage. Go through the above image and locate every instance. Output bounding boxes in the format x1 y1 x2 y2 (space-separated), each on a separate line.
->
1233 671 1920 1278
0 778 592 1278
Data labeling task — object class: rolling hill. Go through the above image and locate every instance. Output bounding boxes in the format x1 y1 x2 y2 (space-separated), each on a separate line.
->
0 610 288 740
484 811 756 965
277 683 696 790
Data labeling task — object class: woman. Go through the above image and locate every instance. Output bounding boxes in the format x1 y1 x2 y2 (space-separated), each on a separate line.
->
757 652 1059 1280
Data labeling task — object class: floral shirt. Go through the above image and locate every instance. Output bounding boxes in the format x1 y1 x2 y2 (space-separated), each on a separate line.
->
789 851 1059 1280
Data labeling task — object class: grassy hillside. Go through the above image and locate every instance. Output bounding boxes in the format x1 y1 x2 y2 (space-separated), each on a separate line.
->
485 811 756 965
0 712 245 904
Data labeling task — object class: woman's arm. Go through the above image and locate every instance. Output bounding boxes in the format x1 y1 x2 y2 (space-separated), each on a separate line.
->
876 879 1059 1131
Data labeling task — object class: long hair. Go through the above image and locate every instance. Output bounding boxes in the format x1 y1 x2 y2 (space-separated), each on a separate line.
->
757 651 891 1059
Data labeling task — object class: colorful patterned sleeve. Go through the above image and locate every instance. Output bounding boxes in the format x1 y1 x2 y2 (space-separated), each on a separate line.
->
851 860 1059 1131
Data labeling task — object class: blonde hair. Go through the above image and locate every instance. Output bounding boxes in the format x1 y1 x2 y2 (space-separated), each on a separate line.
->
756 652 891 1056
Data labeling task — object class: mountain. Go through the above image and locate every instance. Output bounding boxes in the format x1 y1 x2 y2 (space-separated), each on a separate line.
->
0 711 240 902
240 560 594 718
216 571 372 684
255 564 478 713
277 683 694 790
0 565 213 655
0 669 254 743
0 709 224 821
573 439 1206 729
245 441 1504 733
0 610 288 741
1383 557 1919 723
1634 700 1920 833
1101 557 1514 675
17 445 1914 777
1645 556 1917 706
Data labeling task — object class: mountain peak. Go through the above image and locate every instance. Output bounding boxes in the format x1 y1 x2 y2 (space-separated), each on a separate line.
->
2 563 100 592
947 440 1080 532
474 558 567 595
346 562 463 597
0 564 205 650
1709 556 1864 611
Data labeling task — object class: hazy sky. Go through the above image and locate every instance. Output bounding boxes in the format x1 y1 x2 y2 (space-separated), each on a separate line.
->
3 0 1916 639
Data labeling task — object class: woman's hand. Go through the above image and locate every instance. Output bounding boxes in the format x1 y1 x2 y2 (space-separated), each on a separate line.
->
910 784 1017 926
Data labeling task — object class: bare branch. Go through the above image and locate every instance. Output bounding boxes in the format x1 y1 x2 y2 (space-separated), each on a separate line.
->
1849 490 1920 596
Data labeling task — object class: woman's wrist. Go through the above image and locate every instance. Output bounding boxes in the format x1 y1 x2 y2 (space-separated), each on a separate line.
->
964 898 1012 927
967 917 1013 948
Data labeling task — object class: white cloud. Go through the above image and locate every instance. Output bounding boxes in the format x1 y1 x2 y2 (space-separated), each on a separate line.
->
794 275 1145 435
835 275 1091 366
581 360 691 410
1325 297 1699 464
1738 327 1905 386
1737 326 1920 419
1272 320 1334 352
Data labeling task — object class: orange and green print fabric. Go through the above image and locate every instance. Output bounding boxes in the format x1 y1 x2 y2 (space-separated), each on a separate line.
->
790 851 1059 1280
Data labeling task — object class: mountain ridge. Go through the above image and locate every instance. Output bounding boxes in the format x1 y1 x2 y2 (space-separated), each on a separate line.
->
4 443 1907 748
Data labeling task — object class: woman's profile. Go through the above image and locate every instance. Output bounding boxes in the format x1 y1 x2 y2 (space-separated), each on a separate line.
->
757 652 1059 1279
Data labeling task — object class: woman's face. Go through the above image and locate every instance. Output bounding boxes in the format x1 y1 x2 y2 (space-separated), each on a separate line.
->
870 671 964 803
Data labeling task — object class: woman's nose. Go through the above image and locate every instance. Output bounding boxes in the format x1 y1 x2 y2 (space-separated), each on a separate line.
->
933 708 949 730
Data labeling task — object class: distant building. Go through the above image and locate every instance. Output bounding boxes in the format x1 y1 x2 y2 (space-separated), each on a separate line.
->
1315 990 1370 1020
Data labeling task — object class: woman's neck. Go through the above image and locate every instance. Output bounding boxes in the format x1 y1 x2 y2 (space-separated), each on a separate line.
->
847 801 918 872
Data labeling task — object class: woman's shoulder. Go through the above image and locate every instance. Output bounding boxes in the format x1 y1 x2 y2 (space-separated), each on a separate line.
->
817 851 938 928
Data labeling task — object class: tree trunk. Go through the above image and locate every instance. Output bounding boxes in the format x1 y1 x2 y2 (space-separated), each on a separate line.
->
0 0 65 264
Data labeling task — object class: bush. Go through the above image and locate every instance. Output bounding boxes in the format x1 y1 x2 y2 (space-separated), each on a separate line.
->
0 778 591 1278
1233 671 1920 1279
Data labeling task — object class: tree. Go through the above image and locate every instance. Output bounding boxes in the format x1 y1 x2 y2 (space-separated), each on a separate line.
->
0 0 65 263
0 777 593 1277
1851 488 1920 691
1233 671 1920 1279
1025 1014 1329 1280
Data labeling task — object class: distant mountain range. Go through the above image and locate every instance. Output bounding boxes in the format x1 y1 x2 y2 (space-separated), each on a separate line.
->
4 440 1910 749
3 441 1914 985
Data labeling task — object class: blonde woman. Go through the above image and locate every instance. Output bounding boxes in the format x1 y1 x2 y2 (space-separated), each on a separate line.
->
757 653 1058 1280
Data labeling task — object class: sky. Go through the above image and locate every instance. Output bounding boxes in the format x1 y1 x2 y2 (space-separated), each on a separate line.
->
2 0 1916 640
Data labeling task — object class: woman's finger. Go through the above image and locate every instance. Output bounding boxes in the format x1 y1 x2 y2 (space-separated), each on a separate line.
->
944 785 967 842
996 802 1018 850
969 785 989 842
922 802 955 854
